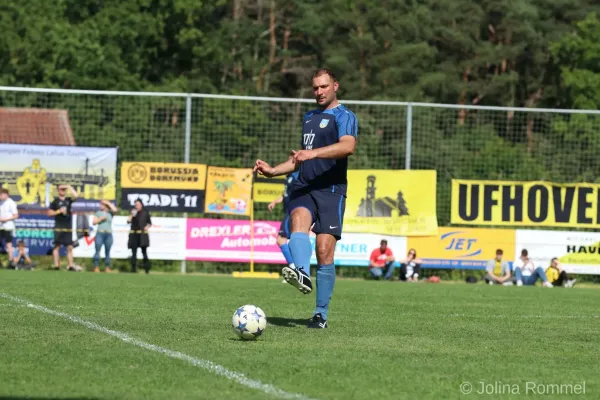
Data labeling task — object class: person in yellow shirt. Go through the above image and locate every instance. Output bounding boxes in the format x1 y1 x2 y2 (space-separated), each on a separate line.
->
545 258 576 288
484 249 513 285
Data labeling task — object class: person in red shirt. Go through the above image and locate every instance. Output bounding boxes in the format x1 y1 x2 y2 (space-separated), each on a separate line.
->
369 239 396 280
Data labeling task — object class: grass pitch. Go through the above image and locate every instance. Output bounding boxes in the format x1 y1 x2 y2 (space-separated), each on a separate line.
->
0 270 598 399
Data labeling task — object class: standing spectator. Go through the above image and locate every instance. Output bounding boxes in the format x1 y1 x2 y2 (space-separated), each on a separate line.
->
47 184 79 271
0 188 19 268
128 199 152 274
484 249 513 285
399 248 422 282
513 249 553 287
368 239 396 280
92 200 118 273
545 258 577 288
10 240 36 270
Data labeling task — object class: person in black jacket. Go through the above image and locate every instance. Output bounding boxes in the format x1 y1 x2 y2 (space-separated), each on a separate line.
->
127 199 152 273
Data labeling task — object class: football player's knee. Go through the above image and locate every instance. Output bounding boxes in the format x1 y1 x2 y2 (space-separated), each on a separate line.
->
290 209 312 232
316 242 334 264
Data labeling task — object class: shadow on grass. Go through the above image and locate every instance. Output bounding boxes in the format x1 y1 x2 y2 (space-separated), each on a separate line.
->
267 316 310 328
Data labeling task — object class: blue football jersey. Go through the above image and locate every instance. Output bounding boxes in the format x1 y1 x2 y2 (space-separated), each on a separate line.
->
295 104 358 195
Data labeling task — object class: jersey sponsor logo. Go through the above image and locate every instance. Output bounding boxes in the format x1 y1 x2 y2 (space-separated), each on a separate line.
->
303 130 315 150
319 118 329 128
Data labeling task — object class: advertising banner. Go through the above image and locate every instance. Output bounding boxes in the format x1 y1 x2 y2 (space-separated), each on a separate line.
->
515 230 600 275
310 234 407 267
452 179 600 229
344 170 438 236
13 215 64 256
407 227 516 269
204 167 253 216
185 218 406 266
120 162 206 212
72 216 186 260
0 143 117 212
252 175 286 203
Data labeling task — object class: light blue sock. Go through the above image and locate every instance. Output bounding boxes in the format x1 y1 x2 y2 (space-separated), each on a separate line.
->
288 232 312 276
315 263 335 320
279 242 294 265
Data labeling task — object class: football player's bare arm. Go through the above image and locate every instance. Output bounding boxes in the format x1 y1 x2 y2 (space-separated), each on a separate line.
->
293 136 356 163
253 157 297 178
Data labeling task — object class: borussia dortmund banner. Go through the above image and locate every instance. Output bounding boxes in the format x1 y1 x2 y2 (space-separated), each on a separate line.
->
120 162 206 212
205 167 253 216
344 170 438 236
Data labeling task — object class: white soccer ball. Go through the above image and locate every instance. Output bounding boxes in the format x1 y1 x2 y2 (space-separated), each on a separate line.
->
232 305 267 340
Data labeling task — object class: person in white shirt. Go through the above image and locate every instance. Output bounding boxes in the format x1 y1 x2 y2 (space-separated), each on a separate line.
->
0 188 19 268
513 248 553 288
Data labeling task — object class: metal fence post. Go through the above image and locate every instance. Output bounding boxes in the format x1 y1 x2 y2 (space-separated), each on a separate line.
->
180 94 192 274
405 103 413 170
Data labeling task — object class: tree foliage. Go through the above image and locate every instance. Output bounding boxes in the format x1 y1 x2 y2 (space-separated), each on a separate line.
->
1 0 600 226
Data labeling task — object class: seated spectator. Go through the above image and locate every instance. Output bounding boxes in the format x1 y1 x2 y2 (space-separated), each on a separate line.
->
484 249 513 285
513 249 553 288
9 241 36 270
545 258 576 288
399 248 422 282
368 239 396 280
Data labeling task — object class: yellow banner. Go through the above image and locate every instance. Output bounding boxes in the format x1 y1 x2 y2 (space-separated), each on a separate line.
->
0 144 117 211
344 170 438 236
205 167 253 216
121 162 207 190
253 176 286 203
452 179 600 228
408 227 515 269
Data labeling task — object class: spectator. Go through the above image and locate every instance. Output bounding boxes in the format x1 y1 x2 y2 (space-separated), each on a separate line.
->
513 249 553 288
368 239 396 280
399 248 422 282
128 199 152 274
92 199 118 273
0 188 19 268
484 249 513 285
10 241 36 270
47 184 79 271
545 258 576 288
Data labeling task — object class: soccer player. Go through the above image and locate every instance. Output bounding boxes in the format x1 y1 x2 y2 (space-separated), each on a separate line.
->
267 171 300 269
254 68 358 329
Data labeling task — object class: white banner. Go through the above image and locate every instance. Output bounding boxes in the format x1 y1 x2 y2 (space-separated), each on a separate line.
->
310 233 407 267
73 216 186 261
515 230 600 275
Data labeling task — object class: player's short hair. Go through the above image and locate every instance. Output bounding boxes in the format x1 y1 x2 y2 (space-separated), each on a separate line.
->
380 239 388 245
312 68 337 83
521 249 528 257
496 249 503 255
0 188 8 195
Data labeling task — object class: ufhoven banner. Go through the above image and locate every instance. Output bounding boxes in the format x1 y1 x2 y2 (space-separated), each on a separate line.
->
452 179 600 228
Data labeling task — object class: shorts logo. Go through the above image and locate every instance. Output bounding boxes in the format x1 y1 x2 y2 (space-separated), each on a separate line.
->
319 119 329 128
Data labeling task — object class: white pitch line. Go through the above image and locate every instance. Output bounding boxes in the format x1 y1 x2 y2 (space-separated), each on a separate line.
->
0 293 315 400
